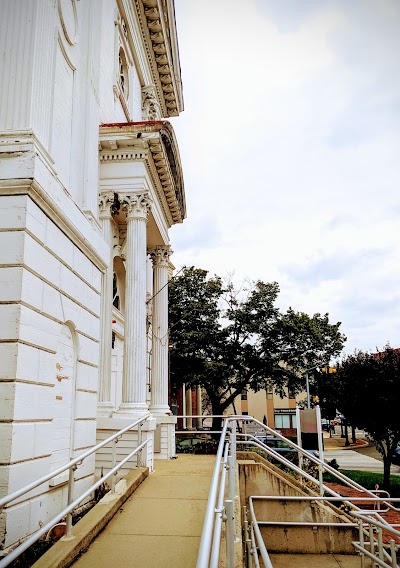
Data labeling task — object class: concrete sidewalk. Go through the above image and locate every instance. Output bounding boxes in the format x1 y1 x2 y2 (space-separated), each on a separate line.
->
71 455 214 568
325 448 399 474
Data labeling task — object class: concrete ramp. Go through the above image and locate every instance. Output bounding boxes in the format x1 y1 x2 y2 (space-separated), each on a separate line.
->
71 455 214 568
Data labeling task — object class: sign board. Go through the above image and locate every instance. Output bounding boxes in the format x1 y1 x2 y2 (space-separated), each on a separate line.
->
300 408 318 450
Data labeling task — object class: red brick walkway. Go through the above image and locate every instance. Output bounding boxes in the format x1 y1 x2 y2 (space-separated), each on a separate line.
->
326 482 400 543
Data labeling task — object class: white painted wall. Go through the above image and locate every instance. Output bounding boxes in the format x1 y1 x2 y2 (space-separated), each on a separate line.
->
0 0 183 550
0 0 106 550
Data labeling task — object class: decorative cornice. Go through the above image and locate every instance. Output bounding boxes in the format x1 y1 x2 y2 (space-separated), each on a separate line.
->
99 121 186 225
142 85 162 121
148 245 172 267
120 193 152 221
134 0 183 118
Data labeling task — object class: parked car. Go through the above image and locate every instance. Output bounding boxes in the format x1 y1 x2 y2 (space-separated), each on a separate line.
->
321 419 330 431
392 443 400 465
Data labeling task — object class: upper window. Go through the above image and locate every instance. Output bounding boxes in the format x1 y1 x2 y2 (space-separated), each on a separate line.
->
114 12 134 121
118 48 129 100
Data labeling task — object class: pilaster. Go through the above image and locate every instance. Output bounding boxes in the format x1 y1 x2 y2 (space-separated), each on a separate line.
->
97 193 117 416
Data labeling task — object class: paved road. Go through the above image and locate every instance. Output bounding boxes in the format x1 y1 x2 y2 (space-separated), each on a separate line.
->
325 448 399 474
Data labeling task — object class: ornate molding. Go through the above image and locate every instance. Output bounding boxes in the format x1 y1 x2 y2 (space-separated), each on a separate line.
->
120 193 152 221
58 0 78 46
148 245 172 267
142 85 162 121
134 0 183 118
99 150 148 162
99 122 186 225
99 192 119 218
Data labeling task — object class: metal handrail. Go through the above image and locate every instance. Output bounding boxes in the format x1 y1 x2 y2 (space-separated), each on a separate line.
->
0 414 149 508
190 415 397 512
243 417 396 507
248 496 274 568
249 496 400 567
210 443 229 568
177 419 390 507
0 440 149 568
0 414 150 568
187 414 400 567
196 418 230 568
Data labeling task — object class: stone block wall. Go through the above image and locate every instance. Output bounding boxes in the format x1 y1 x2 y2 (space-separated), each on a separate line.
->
0 193 103 551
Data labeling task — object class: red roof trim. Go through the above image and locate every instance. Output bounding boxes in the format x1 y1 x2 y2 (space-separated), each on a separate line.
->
100 121 166 128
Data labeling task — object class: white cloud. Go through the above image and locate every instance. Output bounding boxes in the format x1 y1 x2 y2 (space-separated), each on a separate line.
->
170 0 400 353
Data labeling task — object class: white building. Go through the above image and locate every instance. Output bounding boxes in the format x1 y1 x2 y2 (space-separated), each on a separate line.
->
0 0 185 552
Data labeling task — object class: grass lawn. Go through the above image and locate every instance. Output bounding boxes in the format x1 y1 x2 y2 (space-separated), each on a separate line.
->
324 469 400 498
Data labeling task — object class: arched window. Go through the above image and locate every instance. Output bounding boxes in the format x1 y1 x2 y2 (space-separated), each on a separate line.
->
118 48 129 99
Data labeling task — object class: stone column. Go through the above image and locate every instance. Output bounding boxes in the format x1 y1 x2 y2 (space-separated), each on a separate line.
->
117 193 151 416
148 246 171 414
97 193 115 416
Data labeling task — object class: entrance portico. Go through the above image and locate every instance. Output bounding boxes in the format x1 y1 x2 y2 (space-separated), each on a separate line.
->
96 122 185 463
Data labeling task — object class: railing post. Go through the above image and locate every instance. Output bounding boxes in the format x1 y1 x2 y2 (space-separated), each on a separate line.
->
229 421 237 539
224 499 234 568
227 455 235 503
111 438 118 492
243 506 252 568
65 465 76 538
296 406 303 472
137 422 142 468
358 519 365 568
369 524 375 560
377 526 384 562
231 421 237 467
390 539 397 568
316 405 324 496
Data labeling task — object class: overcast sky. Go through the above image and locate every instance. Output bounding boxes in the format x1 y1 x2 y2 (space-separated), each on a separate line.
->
169 0 400 354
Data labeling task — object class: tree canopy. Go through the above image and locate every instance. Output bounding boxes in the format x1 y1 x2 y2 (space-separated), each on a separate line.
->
168 266 346 426
328 347 400 488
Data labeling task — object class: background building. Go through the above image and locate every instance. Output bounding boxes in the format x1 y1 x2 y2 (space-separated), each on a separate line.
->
0 0 185 552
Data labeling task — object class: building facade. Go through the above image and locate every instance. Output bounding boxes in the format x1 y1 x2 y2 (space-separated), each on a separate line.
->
0 0 185 552
234 387 301 438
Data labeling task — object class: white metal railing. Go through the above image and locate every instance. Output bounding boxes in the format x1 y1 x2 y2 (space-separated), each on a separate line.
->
190 416 275 568
0 414 150 568
177 415 400 568
250 496 400 568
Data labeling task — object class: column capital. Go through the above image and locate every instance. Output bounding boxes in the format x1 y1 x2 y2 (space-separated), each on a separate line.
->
120 193 152 221
148 246 172 268
99 192 119 219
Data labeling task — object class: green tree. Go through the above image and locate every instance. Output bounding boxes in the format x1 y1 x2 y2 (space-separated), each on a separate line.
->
168 266 346 429
334 347 400 489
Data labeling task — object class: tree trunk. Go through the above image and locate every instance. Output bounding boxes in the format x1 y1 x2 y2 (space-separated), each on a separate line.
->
209 397 224 434
212 413 223 432
344 421 350 446
383 454 392 490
